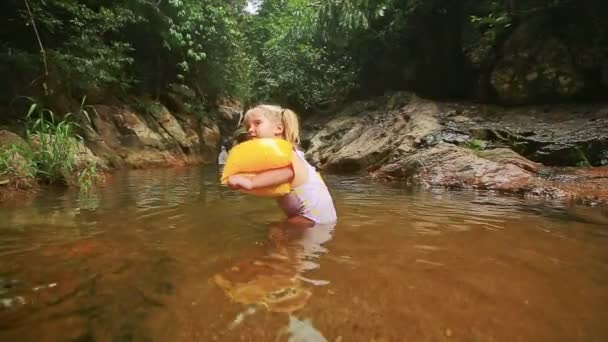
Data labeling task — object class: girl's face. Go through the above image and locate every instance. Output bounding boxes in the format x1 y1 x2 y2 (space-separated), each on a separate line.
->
245 109 283 140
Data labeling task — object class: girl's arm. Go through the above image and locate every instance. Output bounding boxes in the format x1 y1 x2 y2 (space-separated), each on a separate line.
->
227 166 294 190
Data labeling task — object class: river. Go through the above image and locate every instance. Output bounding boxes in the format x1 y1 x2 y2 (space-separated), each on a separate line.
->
0 166 607 341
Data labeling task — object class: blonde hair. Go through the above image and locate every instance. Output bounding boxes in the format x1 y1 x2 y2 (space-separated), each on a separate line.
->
243 104 301 146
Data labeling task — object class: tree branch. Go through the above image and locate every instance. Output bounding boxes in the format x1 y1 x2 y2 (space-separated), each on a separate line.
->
23 0 49 94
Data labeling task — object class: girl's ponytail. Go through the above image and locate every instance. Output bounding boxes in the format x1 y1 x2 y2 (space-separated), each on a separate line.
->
280 108 300 146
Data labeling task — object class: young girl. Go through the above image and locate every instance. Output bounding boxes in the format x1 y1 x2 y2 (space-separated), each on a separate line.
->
227 105 337 226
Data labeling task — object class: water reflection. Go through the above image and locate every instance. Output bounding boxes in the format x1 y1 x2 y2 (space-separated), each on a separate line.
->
213 222 335 315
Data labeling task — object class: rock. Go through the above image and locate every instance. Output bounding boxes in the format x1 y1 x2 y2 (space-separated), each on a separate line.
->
419 129 471 147
372 143 534 192
535 166 608 205
200 120 220 163
0 131 38 199
0 130 28 152
285 316 328 342
214 98 243 140
440 103 608 167
0 130 36 190
87 105 209 168
213 257 312 313
114 107 166 149
73 107 124 168
90 106 124 149
0 152 36 184
171 112 205 165
72 139 108 171
216 98 242 123
307 92 608 204
148 105 191 149
174 113 202 149
476 148 542 173
306 96 440 172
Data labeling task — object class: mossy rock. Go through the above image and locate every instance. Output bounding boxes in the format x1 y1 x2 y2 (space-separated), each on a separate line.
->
0 130 30 153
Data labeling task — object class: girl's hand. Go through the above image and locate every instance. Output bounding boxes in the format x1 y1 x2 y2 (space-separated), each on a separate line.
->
227 175 253 190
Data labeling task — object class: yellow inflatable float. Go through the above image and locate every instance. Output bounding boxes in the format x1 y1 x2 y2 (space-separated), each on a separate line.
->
220 138 293 197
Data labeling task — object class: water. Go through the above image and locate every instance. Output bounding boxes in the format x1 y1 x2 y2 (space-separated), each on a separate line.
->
0 167 607 341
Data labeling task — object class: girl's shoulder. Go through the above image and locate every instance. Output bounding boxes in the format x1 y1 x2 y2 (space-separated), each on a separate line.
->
293 148 306 159
292 149 316 172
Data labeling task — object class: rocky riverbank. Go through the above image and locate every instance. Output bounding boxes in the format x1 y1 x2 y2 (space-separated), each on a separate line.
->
304 92 608 205
2 92 607 206
0 101 241 202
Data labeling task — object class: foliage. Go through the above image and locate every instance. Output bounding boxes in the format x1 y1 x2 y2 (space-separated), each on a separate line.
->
0 144 37 180
244 0 360 109
77 161 101 194
575 147 591 167
11 0 140 95
25 104 78 183
2 0 250 108
0 103 101 192
470 12 512 30
167 83 208 116
465 139 488 151
132 99 165 118
469 1 513 43
161 0 252 101
1 0 603 112
576 160 591 167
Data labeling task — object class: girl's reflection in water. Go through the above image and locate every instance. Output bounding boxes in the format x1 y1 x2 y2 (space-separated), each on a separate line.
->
213 221 335 313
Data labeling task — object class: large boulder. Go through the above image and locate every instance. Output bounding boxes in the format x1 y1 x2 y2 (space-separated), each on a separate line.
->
200 119 221 164
112 107 166 149
372 143 537 192
214 97 243 143
442 103 608 167
306 95 440 172
148 105 191 150
87 105 212 168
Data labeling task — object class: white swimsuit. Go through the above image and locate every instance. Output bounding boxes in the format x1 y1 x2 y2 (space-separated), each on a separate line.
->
276 150 337 224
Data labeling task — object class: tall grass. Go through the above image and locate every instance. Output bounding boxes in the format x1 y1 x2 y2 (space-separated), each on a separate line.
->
1 101 101 192
25 103 78 183
0 144 37 181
